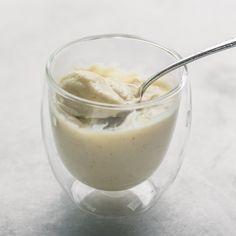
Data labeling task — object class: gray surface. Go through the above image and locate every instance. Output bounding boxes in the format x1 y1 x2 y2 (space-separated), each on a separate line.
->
0 0 236 235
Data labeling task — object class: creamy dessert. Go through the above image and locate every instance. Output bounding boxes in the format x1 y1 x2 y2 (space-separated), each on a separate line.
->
50 65 179 191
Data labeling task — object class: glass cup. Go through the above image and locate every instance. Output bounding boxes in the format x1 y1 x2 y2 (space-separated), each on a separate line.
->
41 34 191 217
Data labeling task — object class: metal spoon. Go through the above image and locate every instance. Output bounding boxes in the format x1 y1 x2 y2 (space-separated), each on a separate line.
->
138 38 236 100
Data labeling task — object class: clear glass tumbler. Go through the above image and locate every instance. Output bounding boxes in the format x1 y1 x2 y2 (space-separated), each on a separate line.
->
41 34 191 217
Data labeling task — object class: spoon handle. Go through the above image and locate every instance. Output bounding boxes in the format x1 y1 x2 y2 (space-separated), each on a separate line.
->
139 37 236 98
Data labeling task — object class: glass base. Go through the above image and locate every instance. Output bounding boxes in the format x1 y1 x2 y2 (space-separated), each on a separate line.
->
71 179 159 217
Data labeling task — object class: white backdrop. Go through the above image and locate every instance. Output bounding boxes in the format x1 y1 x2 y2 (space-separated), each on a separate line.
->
0 1 236 235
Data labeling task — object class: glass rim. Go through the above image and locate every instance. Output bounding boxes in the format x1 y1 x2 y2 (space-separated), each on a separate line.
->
45 34 188 109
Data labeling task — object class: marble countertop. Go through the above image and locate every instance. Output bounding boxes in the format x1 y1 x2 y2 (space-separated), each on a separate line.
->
1 0 236 235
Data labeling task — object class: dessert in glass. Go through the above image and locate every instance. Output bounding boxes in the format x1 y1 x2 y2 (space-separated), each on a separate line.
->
41 34 191 217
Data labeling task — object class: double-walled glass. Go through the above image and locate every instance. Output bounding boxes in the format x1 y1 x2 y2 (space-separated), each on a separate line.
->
41 34 191 217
